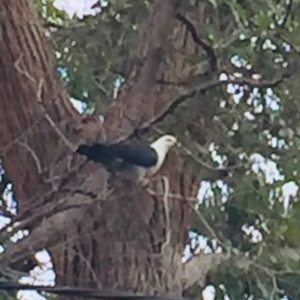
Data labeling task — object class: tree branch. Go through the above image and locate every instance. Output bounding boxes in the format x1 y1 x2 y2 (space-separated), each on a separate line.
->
140 73 291 131
180 252 230 289
176 13 218 73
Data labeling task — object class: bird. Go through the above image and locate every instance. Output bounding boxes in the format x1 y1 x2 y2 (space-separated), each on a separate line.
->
76 135 178 184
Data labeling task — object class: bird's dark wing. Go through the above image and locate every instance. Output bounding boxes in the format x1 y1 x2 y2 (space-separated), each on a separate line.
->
76 140 157 168
109 140 158 167
76 143 116 165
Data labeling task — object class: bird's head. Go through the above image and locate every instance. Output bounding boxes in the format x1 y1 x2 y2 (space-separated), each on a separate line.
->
150 135 178 154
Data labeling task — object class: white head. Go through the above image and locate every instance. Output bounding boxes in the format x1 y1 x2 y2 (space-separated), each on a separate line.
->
148 135 177 174
150 135 177 153
137 135 177 178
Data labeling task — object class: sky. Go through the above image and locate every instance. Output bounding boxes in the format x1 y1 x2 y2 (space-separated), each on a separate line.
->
1 1 297 300
53 0 100 18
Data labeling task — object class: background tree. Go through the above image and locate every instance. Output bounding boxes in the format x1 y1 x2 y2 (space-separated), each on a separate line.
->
0 0 300 299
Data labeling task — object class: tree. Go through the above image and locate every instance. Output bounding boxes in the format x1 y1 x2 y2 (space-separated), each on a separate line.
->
1 0 300 299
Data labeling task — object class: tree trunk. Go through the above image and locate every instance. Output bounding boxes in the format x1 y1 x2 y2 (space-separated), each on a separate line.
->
0 0 227 298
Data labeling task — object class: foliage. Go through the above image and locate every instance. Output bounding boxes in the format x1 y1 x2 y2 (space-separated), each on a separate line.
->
33 0 150 111
31 0 300 299
0 291 17 300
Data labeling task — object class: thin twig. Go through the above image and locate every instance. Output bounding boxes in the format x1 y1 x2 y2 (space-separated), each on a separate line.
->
14 55 35 82
36 79 76 152
176 13 218 73
18 142 42 174
161 176 171 254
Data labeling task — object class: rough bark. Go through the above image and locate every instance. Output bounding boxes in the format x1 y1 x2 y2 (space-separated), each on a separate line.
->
0 0 229 298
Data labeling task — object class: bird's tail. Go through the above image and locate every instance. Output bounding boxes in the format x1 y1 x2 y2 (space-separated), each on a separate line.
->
76 143 115 165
